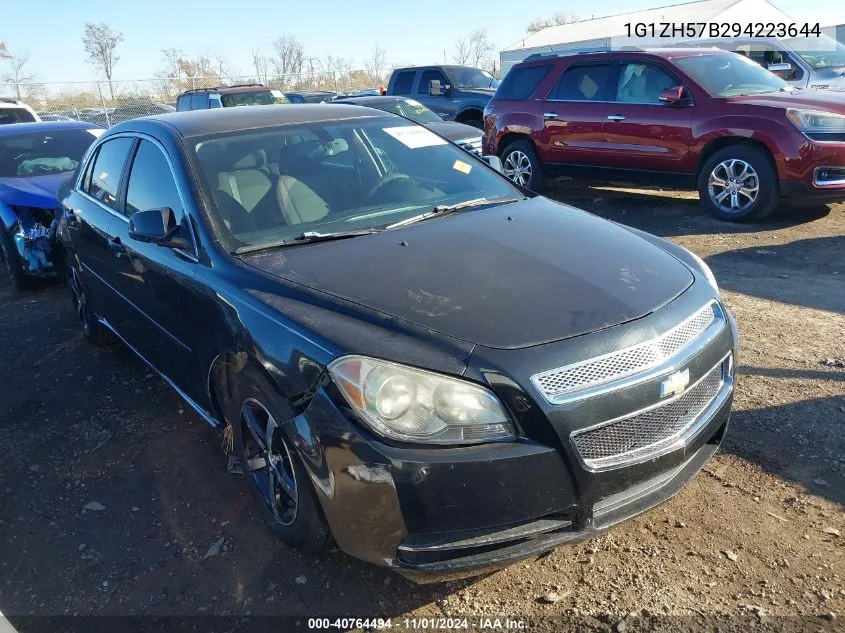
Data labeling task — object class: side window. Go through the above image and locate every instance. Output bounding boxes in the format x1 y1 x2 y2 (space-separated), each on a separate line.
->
418 70 448 95
737 43 804 81
125 140 184 222
615 63 677 103
85 137 135 210
191 93 209 110
176 94 191 110
552 64 613 101
393 72 415 96
496 65 552 100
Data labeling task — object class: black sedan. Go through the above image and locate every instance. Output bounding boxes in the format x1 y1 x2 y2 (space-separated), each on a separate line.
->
333 95 482 155
59 104 737 580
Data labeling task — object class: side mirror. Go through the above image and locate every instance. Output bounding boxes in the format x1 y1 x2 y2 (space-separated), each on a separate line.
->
429 79 446 96
767 62 794 78
658 85 689 105
482 155 504 173
128 207 187 248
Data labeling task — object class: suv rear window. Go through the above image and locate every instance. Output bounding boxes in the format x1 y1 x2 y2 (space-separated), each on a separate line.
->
220 90 289 107
551 64 613 101
393 72 415 96
496 65 552 100
0 107 36 125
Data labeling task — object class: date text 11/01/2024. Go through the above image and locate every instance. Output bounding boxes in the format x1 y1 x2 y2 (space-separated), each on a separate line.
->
624 21 821 38
307 618 527 630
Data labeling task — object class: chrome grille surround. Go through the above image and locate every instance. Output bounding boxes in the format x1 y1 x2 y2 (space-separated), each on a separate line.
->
571 354 733 471
531 301 724 405
458 137 483 156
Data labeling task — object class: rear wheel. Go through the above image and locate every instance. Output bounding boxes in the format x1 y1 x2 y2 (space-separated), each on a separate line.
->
500 139 543 190
0 227 29 290
67 265 112 345
231 366 331 552
698 145 778 222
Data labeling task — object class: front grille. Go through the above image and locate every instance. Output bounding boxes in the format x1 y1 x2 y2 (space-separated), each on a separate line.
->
532 301 721 404
459 138 483 155
571 358 728 470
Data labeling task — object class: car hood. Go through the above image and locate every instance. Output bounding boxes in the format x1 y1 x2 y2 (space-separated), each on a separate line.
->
0 173 68 208
729 88 845 112
242 198 693 349
423 120 482 142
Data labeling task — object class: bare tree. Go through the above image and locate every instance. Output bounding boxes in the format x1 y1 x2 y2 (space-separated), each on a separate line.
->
271 35 305 87
0 42 10 59
527 12 580 34
82 22 123 100
453 37 471 64
251 48 269 84
363 46 387 85
213 54 230 83
3 50 36 100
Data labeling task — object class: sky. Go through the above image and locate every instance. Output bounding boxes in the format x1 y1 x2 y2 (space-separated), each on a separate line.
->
2 0 843 84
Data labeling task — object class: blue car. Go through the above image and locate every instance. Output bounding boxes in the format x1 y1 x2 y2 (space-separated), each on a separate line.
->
0 121 103 288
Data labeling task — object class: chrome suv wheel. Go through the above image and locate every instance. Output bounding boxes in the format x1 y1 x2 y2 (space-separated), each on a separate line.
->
707 159 759 215
697 145 778 222
500 139 543 190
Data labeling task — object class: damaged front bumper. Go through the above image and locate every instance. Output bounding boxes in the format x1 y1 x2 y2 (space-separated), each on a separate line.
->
5 207 61 276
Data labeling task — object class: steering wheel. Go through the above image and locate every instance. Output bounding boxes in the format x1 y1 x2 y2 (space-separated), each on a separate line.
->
366 173 413 201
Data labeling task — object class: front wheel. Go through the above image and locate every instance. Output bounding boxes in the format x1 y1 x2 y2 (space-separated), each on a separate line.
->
67 265 112 345
500 139 543 190
231 367 331 553
698 146 779 222
0 227 29 290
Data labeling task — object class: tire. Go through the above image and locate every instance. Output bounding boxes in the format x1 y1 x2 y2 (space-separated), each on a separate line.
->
67 264 112 346
698 145 779 222
0 227 30 290
230 366 331 553
462 117 483 130
500 139 544 191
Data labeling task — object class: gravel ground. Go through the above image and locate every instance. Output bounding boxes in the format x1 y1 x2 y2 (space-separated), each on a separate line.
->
0 186 842 633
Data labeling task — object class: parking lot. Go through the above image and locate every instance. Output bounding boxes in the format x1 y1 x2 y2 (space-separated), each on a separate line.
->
0 185 842 631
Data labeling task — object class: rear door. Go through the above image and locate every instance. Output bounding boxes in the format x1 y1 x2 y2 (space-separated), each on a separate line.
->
63 136 135 318
104 137 203 398
600 60 696 174
540 62 614 165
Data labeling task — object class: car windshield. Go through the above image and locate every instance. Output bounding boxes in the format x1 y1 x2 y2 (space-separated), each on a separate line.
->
381 99 442 123
192 118 520 249
785 35 845 70
0 107 37 125
0 128 102 177
447 67 500 90
221 89 290 107
675 53 790 97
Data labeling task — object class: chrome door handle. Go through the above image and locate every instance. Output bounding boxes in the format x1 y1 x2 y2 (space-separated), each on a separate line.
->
606 115 626 122
543 112 559 120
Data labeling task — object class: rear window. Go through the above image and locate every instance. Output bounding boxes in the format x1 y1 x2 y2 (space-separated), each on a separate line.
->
221 90 289 107
496 65 552 100
392 72 415 96
0 107 36 125
551 64 613 101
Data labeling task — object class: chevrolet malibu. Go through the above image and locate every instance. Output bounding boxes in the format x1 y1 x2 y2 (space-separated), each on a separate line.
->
59 105 738 580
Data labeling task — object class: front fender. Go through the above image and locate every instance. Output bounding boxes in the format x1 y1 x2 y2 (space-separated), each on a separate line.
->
0 200 19 231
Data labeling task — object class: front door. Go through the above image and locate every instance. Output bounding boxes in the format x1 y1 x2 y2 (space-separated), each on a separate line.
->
540 62 614 166
600 61 696 174
103 138 203 400
414 69 454 119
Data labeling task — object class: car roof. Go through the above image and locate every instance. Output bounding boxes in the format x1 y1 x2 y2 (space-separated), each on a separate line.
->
516 47 729 67
0 120 104 136
108 104 400 139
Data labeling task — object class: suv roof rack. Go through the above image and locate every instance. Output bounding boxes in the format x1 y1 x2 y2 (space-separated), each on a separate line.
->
180 83 266 95
522 46 643 63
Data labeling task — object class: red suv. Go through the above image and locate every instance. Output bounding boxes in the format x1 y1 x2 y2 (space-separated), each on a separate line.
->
484 49 845 221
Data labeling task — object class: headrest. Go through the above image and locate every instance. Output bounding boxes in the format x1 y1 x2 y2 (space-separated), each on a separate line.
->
232 149 267 170
278 138 349 166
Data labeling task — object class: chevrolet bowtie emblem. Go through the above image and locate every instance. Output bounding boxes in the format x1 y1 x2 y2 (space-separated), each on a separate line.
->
660 369 690 398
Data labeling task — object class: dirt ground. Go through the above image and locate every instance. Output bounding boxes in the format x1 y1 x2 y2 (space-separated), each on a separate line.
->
0 185 842 633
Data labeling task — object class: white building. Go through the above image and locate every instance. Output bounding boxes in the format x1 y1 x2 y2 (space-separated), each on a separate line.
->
500 0 794 74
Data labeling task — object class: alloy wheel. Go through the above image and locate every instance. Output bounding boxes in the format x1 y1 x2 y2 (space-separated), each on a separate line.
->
240 398 299 526
503 150 533 186
68 268 92 336
708 159 759 214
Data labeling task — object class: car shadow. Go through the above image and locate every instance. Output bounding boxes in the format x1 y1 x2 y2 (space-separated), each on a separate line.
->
543 180 834 238
721 394 844 507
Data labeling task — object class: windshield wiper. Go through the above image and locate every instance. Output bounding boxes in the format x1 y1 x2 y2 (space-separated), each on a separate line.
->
386 197 521 230
234 229 379 254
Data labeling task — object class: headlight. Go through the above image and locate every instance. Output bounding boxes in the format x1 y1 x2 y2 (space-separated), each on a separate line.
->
687 249 719 294
786 108 845 134
328 355 516 445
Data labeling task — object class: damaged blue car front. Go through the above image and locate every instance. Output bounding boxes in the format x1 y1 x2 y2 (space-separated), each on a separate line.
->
0 122 103 288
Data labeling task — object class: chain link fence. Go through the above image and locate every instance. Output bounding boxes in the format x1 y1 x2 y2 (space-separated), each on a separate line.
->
1 71 384 127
